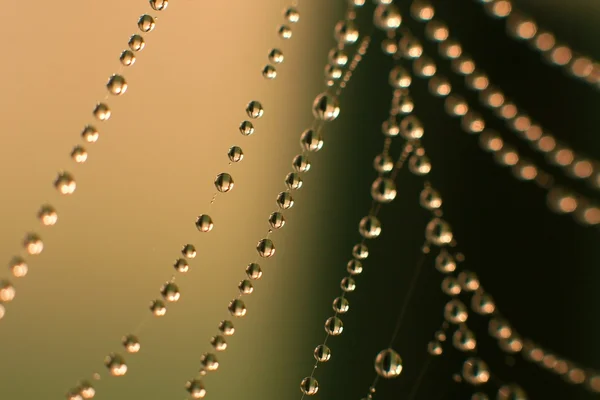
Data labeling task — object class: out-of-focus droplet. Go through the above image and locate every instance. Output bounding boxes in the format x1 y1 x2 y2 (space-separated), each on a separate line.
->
23 233 43 255
185 379 206 399
9 257 28 278
122 334 140 353
150 299 167 316
160 282 180 302
268 48 284 64
93 103 111 121
38 204 58 226
119 50 136 66
181 244 196 259
104 353 127 376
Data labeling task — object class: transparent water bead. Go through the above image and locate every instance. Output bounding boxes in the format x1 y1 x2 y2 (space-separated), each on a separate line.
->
285 172 303 190
458 270 480 291
329 49 349 66
314 344 331 362
276 191 294 209
268 48 284 64
268 212 285 229
160 282 180 302
246 101 264 119
359 216 382 239
409 153 432 175
246 263 262 280
119 50 136 67
104 353 127 376
325 316 344 335
38 204 58 226
256 238 275 258
300 129 324 152
138 14 155 32
347 259 363 275
400 115 424 139
428 340 443 355
195 214 214 232
173 257 189 273
238 279 253 295
425 217 453 246
149 0 168 11
453 327 477 351
463 358 490 385
214 173 234 192
371 177 397 203
122 334 140 353
332 296 349 313
200 353 219 371
210 334 227 351
441 276 461 296
106 74 128 96
66 388 83 400
227 146 244 163
374 4 402 31
435 248 456 273
352 243 369 259
228 299 247 317
24 233 43 255
150 299 167 316
9 257 28 278
262 65 277 79
128 34 145 51
70 146 88 163
312 93 340 121
292 154 311 172
93 103 111 121
375 348 403 378
185 379 206 399
444 299 468 324
181 244 196 259
284 7 300 23
54 171 76 195
278 25 292 39
374 153 394 173
78 381 95 399
471 291 495 315
81 125 99 143
389 66 411 89
420 186 442 210
341 277 356 292
239 120 254 136
218 320 235 336
0 281 16 302
300 377 319 395
334 20 359 44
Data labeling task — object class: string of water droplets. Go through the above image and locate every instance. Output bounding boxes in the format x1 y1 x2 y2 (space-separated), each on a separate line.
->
472 0 600 90
0 0 169 325
408 0 600 195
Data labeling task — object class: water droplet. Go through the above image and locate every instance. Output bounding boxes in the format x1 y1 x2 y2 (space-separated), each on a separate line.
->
0 280 16 302
292 154 311 172
312 93 340 121
119 50 136 67
382 118 400 137
228 298 247 317
276 191 294 209
324 316 344 335
332 296 349 313
374 153 394 173
427 340 443 355
359 216 382 239
300 129 324 152
9 257 28 278
441 276 461 296
347 259 363 275
246 263 262 280
238 279 253 295
334 20 359 44
210 335 227 351
227 146 244 163
352 243 369 259
23 233 43 255
173 258 190 273
400 115 424 139
375 348 403 378
268 48 284 64
425 217 453 246
38 204 58 226
160 282 180 302
471 291 495 315
374 4 402 30
246 101 264 119
81 125 99 143
284 7 300 23
285 172 303 190
444 299 468 323
128 34 145 51
66 388 83 400
149 0 168 11
408 154 432 175
138 14 156 32
497 384 527 400
324 64 343 81
262 65 277 79
256 238 275 258
54 172 76 195
278 25 292 39
314 344 331 362
200 353 219 371
341 277 356 292
371 177 397 203
300 377 319 395
69 145 88 163
453 327 477 351
214 173 234 192
195 214 214 232
150 299 167 316
239 120 254 136
107 74 128 96
420 186 442 210
122 334 140 353
78 381 95 399
462 358 490 385
181 244 196 259
435 248 456 273
458 270 480 291
268 212 285 229
104 353 127 376
93 103 111 121
328 49 349 66
218 320 235 336
185 379 206 399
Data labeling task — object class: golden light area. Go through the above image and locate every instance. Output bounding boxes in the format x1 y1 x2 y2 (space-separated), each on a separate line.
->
533 31 556 52
498 103 517 119
552 147 575 167
536 135 557 152
516 20 537 40
524 125 543 141
496 147 519 166
550 45 573 66
454 57 476 75
514 162 538 181
571 159 593 178
511 115 531 132
570 57 593 78
490 0 512 18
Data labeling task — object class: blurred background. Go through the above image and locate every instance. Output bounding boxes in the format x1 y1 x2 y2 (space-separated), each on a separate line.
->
0 0 598 399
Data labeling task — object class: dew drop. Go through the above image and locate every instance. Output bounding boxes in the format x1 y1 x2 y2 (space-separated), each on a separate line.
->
181 244 196 259
408 154 432 175
444 299 468 323
284 7 300 23
138 14 155 32
256 238 275 258
104 353 127 376
400 115 424 139
200 353 219 371
0 280 16 302
262 65 277 79
38 204 58 226
278 25 292 39
312 93 340 121
276 191 294 209
160 282 180 302
66 388 83 400
128 34 145 51
347 259 363 275
214 173 234 192
425 217 453 246
173 258 190 273
420 186 442 210
328 49 349 66
453 327 477 351
196 214 214 232
300 129 324 152
149 299 167 316
185 379 206 399
78 381 95 399
81 125 99 143
238 279 253 295
462 357 490 385
227 146 244 163
149 0 168 11
374 154 394 173
285 172 303 190
334 20 359 44
119 50 136 66
54 172 76 195
371 177 397 203
341 277 356 292
374 348 403 378
93 103 111 121
352 243 369 259
246 101 264 119
428 340 443 355
107 74 128 96
246 263 262 280
268 48 284 64
300 377 319 395
218 320 235 336
374 4 402 31
9 257 28 278
228 299 247 317
292 154 311 172
210 335 227 351
122 334 141 353
314 344 331 362
23 233 43 255
332 296 349 313
69 145 88 163
359 216 382 239
435 248 456 273
324 316 344 335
